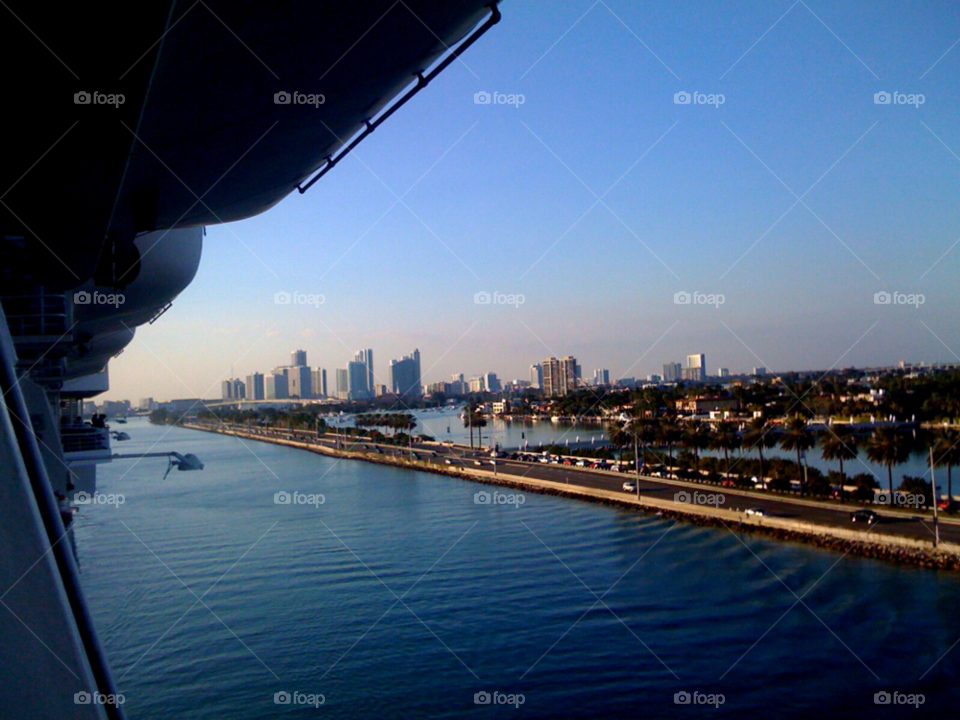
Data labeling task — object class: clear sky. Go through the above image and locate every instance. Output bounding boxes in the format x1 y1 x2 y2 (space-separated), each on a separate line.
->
107 0 960 402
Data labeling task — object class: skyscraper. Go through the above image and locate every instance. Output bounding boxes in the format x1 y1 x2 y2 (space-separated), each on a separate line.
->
232 378 245 400
593 368 609 386
483 372 500 393
221 380 233 400
390 348 422 398
266 372 289 399
348 360 369 399
287 365 312 398
311 368 327 398
291 349 307 367
335 368 349 400
246 372 265 400
663 362 682 382
541 356 578 397
686 353 706 382
529 363 542 389
355 349 374 394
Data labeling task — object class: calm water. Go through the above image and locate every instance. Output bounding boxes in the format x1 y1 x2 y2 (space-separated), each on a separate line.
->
75 418 960 718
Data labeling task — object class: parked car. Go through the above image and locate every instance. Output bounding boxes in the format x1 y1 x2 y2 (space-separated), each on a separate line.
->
850 509 878 524
622 482 637 492
473 460 483 466
745 507 768 517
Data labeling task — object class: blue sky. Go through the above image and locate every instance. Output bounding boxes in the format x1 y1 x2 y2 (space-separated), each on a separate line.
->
108 0 960 401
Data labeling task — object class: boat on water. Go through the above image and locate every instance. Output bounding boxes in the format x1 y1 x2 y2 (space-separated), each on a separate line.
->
0 2 502 717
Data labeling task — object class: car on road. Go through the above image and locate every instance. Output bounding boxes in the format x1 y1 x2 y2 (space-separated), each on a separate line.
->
622 482 637 492
745 507 768 517
473 460 483 466
850 509 878 524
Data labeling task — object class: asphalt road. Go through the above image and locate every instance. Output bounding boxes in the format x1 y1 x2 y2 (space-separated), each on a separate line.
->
225 426 957 547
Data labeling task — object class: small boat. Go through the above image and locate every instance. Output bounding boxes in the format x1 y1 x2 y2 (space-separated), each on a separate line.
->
115 416 127 424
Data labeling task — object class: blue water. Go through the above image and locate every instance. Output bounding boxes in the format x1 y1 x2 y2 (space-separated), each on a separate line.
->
75 418 960 718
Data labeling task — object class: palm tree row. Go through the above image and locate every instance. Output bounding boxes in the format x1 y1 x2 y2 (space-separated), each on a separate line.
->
605 414 960 503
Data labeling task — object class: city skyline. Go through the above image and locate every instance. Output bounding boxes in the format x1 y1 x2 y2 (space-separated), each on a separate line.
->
100 0 960 402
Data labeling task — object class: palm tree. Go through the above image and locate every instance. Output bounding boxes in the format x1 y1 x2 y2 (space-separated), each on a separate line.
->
683 420 711 478
932 427 960 508
779 416 814 494
656 417 682 478
865 426 912 502
606 420 629 466
820 425 858 502
743 416 777 487
710 421 740 480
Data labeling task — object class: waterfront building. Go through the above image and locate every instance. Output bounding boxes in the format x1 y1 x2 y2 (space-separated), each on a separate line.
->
291 349 307 367
529 363 542 389
390 349 422 398
663 362 682 382
246 372 265 400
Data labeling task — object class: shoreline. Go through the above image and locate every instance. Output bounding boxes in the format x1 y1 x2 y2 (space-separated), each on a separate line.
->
181 423 960 572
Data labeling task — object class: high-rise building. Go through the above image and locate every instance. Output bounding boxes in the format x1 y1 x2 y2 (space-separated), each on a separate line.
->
529 363 542 389
541 356 578 396
390 348 422 398
266 372 289 400
483 372 500 393
291 349 307 367
232 378 246 400
663 362 682 382
468 376 485 393
221 380 233 399
593 368 609 386
287 365 312 398
753 366 767 376
335 368 349 400
685 354 706 382
347 360 369 399
355 349 374 394
311 368 327 398
718 368 729 378
246 372 265 400
137 398 155 412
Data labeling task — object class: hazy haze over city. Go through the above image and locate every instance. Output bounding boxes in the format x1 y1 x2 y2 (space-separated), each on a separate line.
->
106 0 960 400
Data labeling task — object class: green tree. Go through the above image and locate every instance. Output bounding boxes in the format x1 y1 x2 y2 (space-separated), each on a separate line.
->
932 427 960 508
865 426 912 503
780 416 815 494
743 416 778 487
710 421 740 480
820 425 858 502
